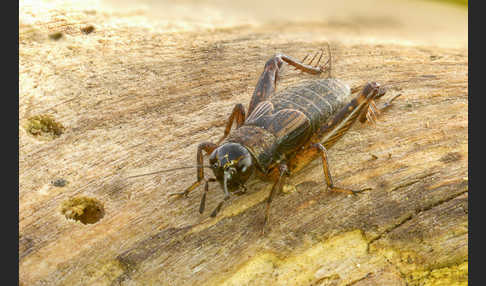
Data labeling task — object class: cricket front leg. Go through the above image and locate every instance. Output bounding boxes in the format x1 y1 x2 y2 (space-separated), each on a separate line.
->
217 103 246 145
168 142 218 198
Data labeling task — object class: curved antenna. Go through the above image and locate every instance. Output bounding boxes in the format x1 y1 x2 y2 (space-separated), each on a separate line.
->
126 165 211 179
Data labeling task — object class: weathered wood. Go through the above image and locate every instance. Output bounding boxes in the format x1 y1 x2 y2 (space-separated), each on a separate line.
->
19 1 467 285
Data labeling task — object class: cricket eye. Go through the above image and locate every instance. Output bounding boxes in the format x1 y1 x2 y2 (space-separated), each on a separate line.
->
208 152 218 168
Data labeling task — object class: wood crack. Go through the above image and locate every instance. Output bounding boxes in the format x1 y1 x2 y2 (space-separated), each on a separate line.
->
368 187 467 245
344 272 373 286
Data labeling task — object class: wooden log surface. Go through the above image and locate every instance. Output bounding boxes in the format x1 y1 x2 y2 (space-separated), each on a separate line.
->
19 1 468 285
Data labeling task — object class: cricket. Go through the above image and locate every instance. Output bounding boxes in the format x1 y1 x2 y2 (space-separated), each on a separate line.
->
135 46 400 233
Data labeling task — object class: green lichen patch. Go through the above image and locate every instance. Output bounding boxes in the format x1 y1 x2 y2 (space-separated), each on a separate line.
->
215 230 369 286
408 262 468 286
48 31 63 40
25 114 65 140
52 178 68 187
61 196 105 224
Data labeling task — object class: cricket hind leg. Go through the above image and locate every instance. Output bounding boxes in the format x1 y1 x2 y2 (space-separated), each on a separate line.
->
312 82 383 150
358 86 402 124
298 43 333 78
248 50 330 115
315 81 401 149
286 83 395 197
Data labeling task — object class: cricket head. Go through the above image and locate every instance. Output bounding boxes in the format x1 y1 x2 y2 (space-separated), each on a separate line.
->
209 143 255 193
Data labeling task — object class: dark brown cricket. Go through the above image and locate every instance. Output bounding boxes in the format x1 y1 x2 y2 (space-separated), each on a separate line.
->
169 48 398 233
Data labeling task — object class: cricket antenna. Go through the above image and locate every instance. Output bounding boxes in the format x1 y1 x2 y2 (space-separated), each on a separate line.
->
126 165 211 179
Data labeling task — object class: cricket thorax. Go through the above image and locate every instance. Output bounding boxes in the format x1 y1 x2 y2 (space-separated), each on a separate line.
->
225 125 278 173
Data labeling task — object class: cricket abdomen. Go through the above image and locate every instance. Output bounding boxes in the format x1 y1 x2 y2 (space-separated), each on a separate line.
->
226 79 352 173
271 78 352 133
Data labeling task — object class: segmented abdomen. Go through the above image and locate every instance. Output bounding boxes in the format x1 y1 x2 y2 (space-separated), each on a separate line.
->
271 78 351 133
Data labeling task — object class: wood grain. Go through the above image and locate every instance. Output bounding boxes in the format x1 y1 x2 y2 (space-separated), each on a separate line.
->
19 1 467 285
